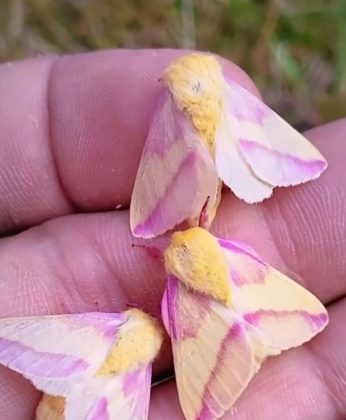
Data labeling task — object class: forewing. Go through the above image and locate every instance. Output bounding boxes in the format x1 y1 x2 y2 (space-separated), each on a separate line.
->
219 238 328 356
162 276 254 420
130 92 218 238
225 79 327 188
0 312 126 395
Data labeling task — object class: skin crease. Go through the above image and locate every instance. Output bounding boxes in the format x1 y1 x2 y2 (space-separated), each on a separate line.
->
0 50 344 419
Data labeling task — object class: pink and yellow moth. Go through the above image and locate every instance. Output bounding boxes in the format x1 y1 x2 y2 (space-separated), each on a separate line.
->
0 309 163 420
161 227 328 420
130 53 327 239
1 53 329 419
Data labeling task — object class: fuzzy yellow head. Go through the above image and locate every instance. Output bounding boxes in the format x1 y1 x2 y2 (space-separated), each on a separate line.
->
164 227 232 307
162 53 225 151
97 309 163 375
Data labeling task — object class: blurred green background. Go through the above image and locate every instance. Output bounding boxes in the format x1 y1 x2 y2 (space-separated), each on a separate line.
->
0 0 345 127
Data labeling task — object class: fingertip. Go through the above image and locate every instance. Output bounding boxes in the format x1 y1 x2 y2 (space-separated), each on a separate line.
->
304 117 346 138
50 49 257 210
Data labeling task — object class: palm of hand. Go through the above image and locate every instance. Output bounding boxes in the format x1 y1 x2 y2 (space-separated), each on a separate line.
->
0 50 345 419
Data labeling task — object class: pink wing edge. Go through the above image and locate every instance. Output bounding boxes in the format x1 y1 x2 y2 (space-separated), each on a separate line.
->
162 234 329 418
161 276 254 420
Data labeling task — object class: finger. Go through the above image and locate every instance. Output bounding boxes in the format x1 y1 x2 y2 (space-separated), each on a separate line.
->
0 211 170 417
0 210 171 369
0 212 166 317
0 121 344 416
0 50 256 234
0 149 345 418
149 299 346 419
0 367 40 420
213 118 346 303
0 57 73 234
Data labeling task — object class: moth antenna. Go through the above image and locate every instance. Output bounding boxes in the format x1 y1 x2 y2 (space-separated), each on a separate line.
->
131 243 163 261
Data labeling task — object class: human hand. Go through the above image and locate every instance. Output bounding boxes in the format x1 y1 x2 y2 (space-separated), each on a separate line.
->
0 49 345 419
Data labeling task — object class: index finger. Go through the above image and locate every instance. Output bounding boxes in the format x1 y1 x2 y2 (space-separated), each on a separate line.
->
0 49 257 234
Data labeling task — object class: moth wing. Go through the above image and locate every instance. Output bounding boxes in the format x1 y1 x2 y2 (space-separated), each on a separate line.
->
65 366 152 420
224 79 327 189
0 312 126 396
130 92 219 238
215 111 273 203
219 238 328 355
162 276 255 420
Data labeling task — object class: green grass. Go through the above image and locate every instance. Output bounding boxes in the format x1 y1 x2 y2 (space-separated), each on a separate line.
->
0 0 344 126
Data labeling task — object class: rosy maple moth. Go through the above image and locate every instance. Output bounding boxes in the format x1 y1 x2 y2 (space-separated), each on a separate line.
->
0 309 163 420
161 227 328 420
130 53 327 238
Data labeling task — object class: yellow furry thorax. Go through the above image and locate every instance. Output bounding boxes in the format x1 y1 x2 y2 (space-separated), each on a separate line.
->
97 309 163 375
164 227 232 307
162 53 225 152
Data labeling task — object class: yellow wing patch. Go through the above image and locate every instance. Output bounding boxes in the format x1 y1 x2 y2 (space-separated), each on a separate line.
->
235 268 326 315
164 228 232 307
163 53 225 151
36 394 65 420
97 309 163 375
